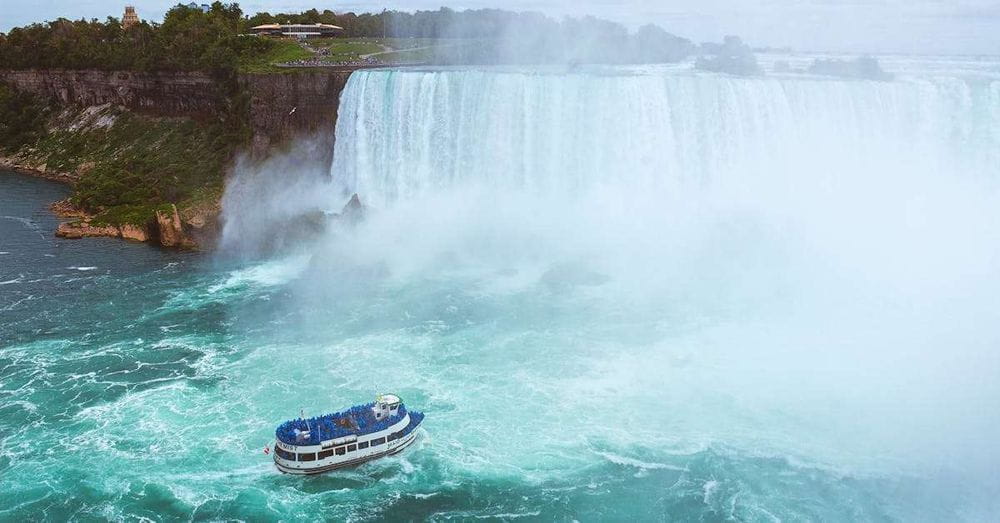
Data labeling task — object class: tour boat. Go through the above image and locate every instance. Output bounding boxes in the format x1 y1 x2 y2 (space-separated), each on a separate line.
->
271 394 424 475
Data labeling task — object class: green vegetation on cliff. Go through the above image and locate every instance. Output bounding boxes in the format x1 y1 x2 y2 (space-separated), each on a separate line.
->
1 88 233 227
56 113 233 221
0 84 49 150
237 40 313 73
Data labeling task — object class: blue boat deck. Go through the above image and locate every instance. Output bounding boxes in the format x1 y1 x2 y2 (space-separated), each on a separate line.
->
276 402 421 446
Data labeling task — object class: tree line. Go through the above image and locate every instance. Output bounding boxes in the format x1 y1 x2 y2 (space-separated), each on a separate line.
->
0 3 703 71
0 3 267 75
245 7 698 64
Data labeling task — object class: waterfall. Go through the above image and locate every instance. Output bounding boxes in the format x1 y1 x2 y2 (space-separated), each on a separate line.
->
331 68 1000 209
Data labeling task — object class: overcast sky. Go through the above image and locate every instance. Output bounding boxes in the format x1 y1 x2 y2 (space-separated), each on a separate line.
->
3 0 999 54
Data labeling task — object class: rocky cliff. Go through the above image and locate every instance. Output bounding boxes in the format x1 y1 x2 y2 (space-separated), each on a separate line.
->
1 69 357 156
240 71 353 158
0 69 227 119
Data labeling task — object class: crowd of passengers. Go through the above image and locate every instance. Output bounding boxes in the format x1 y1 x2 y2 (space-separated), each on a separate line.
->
275 403 408 445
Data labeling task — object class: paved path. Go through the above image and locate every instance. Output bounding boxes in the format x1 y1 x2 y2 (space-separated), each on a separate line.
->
360 42 471 60
359 44 393 59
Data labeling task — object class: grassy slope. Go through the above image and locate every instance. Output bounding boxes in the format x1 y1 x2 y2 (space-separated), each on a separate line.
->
318 39 385 60
238 37 455 69
375 46 438 64
323 37 453 64
19 106 235 226
238 39 314 73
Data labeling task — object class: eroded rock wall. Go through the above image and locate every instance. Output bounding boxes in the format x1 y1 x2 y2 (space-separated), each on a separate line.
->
1 69 358 155
240 71 353 159
0 69 227 118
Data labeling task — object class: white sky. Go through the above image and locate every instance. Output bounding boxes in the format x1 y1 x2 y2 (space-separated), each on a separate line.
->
3 0 999 54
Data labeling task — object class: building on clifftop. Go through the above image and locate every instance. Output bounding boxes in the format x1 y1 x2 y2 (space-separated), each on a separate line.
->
250 23 344 39
122 6 140 29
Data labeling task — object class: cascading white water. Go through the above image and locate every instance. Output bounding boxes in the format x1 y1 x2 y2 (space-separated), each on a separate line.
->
331 68 999 209
214 63 1000 518
325 67 1000 324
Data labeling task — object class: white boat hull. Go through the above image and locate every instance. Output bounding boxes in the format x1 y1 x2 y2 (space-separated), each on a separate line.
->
274 430 419 475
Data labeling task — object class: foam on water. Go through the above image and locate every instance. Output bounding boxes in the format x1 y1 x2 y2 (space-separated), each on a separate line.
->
207 254 312 293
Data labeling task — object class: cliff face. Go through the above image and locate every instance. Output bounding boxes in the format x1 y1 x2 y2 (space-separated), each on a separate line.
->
0 70 227 118
240 71 353 158
1 69 357 154
1 68 359 250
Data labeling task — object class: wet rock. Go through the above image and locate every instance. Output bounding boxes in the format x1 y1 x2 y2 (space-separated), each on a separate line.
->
339 193 367 224
156 204 196 249
119 224 149 242
55 221 119 239
50 199 88 219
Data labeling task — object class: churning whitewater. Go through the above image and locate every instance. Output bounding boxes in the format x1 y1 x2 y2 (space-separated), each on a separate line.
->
3 62 1000 520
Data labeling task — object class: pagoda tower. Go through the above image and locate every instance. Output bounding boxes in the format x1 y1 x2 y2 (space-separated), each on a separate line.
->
122 6 140 29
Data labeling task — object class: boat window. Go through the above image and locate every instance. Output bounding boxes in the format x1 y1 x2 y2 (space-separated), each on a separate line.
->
318 449 333 459
371 437 385 446
275 447 295 460
358 441 369 449
347 444 357 452
298 452 316 462
335 446 346 456
388 432 398 441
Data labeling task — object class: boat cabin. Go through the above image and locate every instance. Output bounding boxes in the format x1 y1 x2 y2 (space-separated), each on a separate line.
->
375 394 401 421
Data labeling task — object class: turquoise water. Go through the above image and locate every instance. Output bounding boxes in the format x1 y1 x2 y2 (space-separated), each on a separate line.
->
4 63 1000 521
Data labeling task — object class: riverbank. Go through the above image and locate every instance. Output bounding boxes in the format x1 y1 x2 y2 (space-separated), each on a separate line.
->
0 154 80 184
51 199 200 248
1 155 214 249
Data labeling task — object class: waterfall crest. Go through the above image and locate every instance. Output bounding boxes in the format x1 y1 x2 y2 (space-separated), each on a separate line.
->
331 68 999 208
